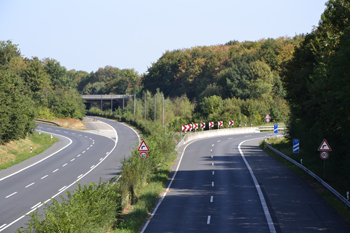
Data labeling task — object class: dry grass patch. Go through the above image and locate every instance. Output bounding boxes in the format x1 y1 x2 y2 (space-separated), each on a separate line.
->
54 118 86 130
0 132 58 170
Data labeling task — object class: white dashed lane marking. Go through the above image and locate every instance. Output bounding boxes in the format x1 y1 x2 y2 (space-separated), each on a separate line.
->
25 183 35 188
5 192 17 198
41 175 48 180
62 163 67 167
53 169 59 173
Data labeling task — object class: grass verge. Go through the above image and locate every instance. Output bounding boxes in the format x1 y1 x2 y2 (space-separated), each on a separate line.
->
0 132 58 171
260 137 350 224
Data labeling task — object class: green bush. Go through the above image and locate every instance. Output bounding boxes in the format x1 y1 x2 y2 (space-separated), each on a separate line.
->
18 181 120 233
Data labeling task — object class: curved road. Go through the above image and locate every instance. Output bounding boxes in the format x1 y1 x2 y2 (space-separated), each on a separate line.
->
143 133 350 233
0 119 138 232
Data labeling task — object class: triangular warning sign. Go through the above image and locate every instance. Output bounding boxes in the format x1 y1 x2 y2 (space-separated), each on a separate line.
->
318 139 332 151
138 140 150 152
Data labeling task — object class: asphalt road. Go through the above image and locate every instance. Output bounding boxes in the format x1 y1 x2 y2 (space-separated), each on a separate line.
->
143 133 350 233
0 119 138 232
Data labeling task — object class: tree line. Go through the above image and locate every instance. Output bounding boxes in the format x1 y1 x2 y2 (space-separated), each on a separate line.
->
283 0 350 187
0 41 86 144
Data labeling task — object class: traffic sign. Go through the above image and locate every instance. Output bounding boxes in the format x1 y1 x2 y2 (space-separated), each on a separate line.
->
218 121 223 128
293 139 299 153
265 114 271 123
138 140 150 152
274 124 278 133
229 120 234 126
320 151 329 160
209 122 214 128
139 152 148 159
193 123 198 130
182 125 188 132
200 122 205 129
318 139 332 151
187 124 192 131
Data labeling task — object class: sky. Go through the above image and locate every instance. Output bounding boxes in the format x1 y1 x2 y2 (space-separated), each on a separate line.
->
1 0 328 75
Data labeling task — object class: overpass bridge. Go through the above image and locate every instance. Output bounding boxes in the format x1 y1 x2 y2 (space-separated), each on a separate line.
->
81 94 135 110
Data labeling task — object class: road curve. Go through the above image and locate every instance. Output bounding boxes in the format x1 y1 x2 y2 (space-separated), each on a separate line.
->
0 120 138 233
143 134 350 233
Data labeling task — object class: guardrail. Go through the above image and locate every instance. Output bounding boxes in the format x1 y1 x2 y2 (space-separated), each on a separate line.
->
264 139 350 208
35 119 60 127
259 126 286 131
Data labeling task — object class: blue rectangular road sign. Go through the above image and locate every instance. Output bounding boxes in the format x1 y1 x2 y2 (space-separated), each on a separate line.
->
293 139 299 153
274 124 278 133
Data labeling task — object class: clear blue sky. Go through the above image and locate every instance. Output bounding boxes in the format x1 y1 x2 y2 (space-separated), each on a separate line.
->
1 0 327 74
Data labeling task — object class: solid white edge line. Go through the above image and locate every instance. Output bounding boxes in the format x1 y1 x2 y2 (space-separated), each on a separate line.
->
0 131 72 182
207 215 211 224
0 224 6 230
31 202 41 209
5 192 17 198
0 121 119 232
238 138 276 233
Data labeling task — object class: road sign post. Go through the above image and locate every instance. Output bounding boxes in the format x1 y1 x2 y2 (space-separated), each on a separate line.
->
193 123 198 132
265 114 271 123
229 120 234 128
293 139 299 153
139 152 148 159
138 140 150 152
209 122 214 130
200 122 205 131
318 139 332 179
218 121 223 129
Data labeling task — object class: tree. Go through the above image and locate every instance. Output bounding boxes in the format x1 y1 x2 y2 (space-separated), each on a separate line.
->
21 57 51 100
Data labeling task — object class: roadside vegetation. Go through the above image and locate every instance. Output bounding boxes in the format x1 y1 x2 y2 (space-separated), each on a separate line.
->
0 132 58 171
3 0 350 232
260 137 350 224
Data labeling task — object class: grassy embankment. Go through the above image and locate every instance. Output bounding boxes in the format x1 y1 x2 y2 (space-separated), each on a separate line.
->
260 137 350 224
53 118 87 130
0 132 58 171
